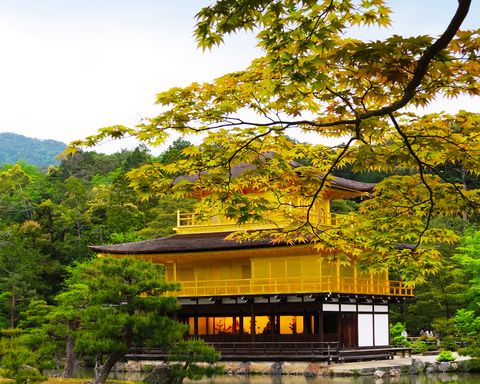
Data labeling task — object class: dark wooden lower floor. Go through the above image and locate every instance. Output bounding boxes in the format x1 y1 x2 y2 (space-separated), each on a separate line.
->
126 293 409 362
176 293 395 350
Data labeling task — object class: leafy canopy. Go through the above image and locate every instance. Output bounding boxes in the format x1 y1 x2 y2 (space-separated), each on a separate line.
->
57 257 187 384
67 0 480 283
67 257 182 356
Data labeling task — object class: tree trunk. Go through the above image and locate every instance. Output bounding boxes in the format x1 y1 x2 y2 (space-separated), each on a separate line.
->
91 351 124 384
63 335 77 378
175 360 190 384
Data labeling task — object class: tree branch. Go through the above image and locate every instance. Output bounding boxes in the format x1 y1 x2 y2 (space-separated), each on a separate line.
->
363 0 471 119
389 113 434 249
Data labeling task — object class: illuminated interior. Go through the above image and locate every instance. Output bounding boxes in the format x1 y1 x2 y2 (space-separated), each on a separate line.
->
189 315 309 336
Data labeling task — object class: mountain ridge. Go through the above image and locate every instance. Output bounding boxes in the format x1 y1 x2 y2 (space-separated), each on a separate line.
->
0 132 66 168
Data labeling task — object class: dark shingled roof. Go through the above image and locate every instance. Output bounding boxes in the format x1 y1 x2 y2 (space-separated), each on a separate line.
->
90 232 283 255
176 155 375 193
329 175 374 192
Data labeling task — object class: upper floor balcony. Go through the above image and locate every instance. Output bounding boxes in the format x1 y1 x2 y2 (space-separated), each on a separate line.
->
175 209 342 234
169 275 413 298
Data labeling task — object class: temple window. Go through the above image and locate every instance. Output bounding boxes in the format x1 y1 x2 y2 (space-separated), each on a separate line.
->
279 315 304 334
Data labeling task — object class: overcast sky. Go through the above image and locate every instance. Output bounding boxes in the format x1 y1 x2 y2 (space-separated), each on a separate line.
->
0 1 478 153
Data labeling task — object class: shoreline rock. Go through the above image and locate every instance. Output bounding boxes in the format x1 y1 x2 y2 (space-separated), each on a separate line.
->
112 357 474 378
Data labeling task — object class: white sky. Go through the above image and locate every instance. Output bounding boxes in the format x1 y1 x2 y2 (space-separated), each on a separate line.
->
0 0 478 153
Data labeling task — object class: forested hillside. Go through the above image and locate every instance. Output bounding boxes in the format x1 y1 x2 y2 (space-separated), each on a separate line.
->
0 132 66 167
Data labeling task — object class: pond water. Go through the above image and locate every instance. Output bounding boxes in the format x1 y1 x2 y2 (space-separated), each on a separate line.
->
107 373 480 384
190 374 480 384
67 369 480 384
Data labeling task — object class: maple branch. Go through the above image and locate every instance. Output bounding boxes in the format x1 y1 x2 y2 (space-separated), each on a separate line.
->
299 0 335 50
389 113 434 250
398 129 479 213
363 0 471 119
306 135 356 232
213 0 472 130
326 87 358 117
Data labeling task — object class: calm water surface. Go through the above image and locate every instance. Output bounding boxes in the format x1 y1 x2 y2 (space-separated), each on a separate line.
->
96 372 480 384
189 374 480 384
69 368 480 384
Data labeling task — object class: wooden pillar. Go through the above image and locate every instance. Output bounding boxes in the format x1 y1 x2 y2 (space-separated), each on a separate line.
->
318 305 323 343
372 311 376 346
250 302 255 342
303 310 308 341
303 314 308 334
339 312 343 348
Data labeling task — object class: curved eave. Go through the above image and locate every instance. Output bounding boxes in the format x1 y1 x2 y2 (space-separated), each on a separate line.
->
95 243 316 264
89 231 283 255
174 157 375 197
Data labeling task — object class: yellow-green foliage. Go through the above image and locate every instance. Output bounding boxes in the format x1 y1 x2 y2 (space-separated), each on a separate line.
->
67 1 480 284
436 350 456 362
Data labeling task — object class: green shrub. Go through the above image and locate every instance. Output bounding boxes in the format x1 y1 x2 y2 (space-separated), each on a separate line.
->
432 317 455 340
410 340 428 354
464 359 480 372
436 350 456 362
418 335 438 350
440 336 458 351
390 322 410 347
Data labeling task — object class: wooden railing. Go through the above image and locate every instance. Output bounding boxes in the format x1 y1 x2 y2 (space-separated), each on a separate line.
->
170 276 413 297
126 343 410 362
175 210 342 234
209 341 339 361
126 341 340 362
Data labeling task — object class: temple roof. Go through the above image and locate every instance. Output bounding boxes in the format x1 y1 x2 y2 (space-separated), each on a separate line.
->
177 156 375 193
89 231 282 255
90 168 374 254
328 175 375 192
